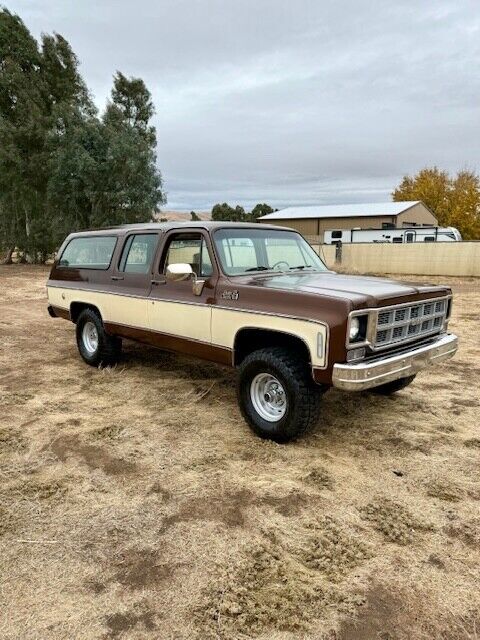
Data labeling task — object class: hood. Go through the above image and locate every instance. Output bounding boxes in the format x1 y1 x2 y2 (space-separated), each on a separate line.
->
231 271 450 308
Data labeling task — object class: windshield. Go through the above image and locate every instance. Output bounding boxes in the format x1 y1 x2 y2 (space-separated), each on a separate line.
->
213 228 328 276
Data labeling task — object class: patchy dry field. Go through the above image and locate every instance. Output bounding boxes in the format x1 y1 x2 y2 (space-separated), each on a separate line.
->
0 265 479 640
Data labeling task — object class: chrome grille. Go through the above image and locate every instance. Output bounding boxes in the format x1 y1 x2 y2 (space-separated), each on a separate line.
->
373 298 448 349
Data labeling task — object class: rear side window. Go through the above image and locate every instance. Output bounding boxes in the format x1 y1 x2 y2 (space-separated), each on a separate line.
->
58 236 117 269
392 237 403 243
119 234 158 273
424 236 435 242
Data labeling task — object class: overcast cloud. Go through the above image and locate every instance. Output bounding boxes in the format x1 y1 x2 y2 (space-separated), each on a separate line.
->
7 0 480 210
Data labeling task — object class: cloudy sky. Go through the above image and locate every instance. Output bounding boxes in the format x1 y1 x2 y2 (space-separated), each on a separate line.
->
8 0 480 210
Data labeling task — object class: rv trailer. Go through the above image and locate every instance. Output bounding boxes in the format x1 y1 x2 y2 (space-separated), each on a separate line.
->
323 226 462 244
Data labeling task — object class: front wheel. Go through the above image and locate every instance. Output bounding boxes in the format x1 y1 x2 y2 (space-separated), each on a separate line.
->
76 308 121 367
237 347 324 442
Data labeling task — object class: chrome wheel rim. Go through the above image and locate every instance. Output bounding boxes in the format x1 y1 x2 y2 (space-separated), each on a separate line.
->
250 373 287 422
82 321 99 354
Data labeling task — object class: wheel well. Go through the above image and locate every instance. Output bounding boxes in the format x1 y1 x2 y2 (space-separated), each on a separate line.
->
233 328 311 367
70 302 101 324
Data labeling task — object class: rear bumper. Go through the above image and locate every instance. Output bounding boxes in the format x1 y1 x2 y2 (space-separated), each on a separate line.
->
332 333 458 391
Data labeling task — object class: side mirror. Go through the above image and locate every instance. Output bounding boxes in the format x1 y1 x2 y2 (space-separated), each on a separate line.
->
165 263 206 296
166 263 193 282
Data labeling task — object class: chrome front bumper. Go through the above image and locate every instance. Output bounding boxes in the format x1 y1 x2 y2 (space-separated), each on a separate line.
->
332 333 458 391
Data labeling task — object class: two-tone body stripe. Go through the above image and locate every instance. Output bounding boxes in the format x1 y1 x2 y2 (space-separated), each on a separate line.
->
46 283 329 369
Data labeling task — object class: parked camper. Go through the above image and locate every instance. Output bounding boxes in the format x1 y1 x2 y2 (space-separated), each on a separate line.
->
324 227 462 244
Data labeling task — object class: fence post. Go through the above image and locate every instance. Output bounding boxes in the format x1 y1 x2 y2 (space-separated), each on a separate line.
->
335 241 343 264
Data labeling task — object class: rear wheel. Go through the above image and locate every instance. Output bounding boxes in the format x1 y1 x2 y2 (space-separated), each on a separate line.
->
369 374 416 395
237 347 324 442
75 308 121 367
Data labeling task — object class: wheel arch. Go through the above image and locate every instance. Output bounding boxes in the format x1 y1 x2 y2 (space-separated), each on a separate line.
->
233 327 312 368
70 301 103 324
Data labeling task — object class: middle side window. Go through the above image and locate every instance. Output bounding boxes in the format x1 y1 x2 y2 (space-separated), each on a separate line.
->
119 234 158 273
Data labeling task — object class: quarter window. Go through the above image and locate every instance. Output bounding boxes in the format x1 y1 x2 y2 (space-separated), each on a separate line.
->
119 234 158 273
58 236 117 269
163 234 213 277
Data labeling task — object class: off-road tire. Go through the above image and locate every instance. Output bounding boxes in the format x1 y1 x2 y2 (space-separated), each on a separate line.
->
369 374 416 395
75 308 121 367
237 347 324 442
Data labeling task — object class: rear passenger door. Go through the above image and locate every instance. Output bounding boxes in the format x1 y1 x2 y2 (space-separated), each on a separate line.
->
108 232 161 330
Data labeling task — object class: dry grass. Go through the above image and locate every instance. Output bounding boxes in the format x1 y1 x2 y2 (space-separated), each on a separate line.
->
0 265 479 639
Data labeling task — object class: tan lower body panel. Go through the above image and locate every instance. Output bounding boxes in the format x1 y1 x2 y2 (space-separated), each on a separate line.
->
47 286 328 368
211 308 327 368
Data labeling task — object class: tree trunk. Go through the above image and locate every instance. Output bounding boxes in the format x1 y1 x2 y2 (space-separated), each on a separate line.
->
25 208 30 238
1 247 14 265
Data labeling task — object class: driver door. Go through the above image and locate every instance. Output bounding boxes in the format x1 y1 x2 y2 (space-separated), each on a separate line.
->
148 230 217 348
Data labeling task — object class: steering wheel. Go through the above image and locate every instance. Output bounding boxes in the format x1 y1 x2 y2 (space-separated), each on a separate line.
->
271 260 290 271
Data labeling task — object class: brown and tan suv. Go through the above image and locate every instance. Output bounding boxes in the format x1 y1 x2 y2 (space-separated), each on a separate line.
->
47 222 458 441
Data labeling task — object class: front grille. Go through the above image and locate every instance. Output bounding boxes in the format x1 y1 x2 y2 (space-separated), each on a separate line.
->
373 298 448 349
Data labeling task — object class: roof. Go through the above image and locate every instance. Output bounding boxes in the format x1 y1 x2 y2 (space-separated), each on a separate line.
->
259 201 422 220
67 221 291 237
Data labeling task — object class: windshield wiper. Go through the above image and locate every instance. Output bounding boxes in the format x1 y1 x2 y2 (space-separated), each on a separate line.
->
289 265 312 270
244 266 270 272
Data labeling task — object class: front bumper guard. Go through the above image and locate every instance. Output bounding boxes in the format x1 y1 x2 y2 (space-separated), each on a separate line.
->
332 333 458 391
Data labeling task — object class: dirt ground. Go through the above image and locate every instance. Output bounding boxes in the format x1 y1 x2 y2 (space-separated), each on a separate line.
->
0 265 479 640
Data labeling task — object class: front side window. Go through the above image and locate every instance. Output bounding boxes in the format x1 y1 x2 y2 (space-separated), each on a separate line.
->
163 234 213 277
59 236 117 269
119 234 158 273
213 228 327 276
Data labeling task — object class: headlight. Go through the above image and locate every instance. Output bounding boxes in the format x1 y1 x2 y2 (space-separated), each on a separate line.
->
347 313 369 344
349 317 360 341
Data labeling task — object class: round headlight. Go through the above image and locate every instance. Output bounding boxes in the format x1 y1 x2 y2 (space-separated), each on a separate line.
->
349 317 360 341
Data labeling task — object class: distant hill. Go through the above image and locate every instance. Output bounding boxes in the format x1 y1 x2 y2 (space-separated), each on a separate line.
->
153 210 211 222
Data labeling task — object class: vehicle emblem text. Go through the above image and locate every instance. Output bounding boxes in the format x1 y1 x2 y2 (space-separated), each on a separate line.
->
221 290 239 301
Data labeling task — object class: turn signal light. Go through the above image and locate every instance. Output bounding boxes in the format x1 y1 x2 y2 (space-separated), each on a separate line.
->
346 347 366 362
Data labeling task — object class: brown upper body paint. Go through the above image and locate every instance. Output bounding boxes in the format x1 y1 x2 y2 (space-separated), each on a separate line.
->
47 222 452 385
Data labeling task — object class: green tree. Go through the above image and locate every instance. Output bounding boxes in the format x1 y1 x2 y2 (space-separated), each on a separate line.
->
0 8 47 259
104 71 155 144
100 72 164 224
41 33 95 120
48 75 164 233
250 202 274 220
0 9 165 261
47 117 108 235
393 167 480 240
211 202 246 221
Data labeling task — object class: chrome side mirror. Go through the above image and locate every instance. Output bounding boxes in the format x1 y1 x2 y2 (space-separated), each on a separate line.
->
165 263 205 296
166 263 193 282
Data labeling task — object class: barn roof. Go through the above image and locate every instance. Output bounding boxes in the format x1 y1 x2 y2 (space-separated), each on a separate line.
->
259 201 422 220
